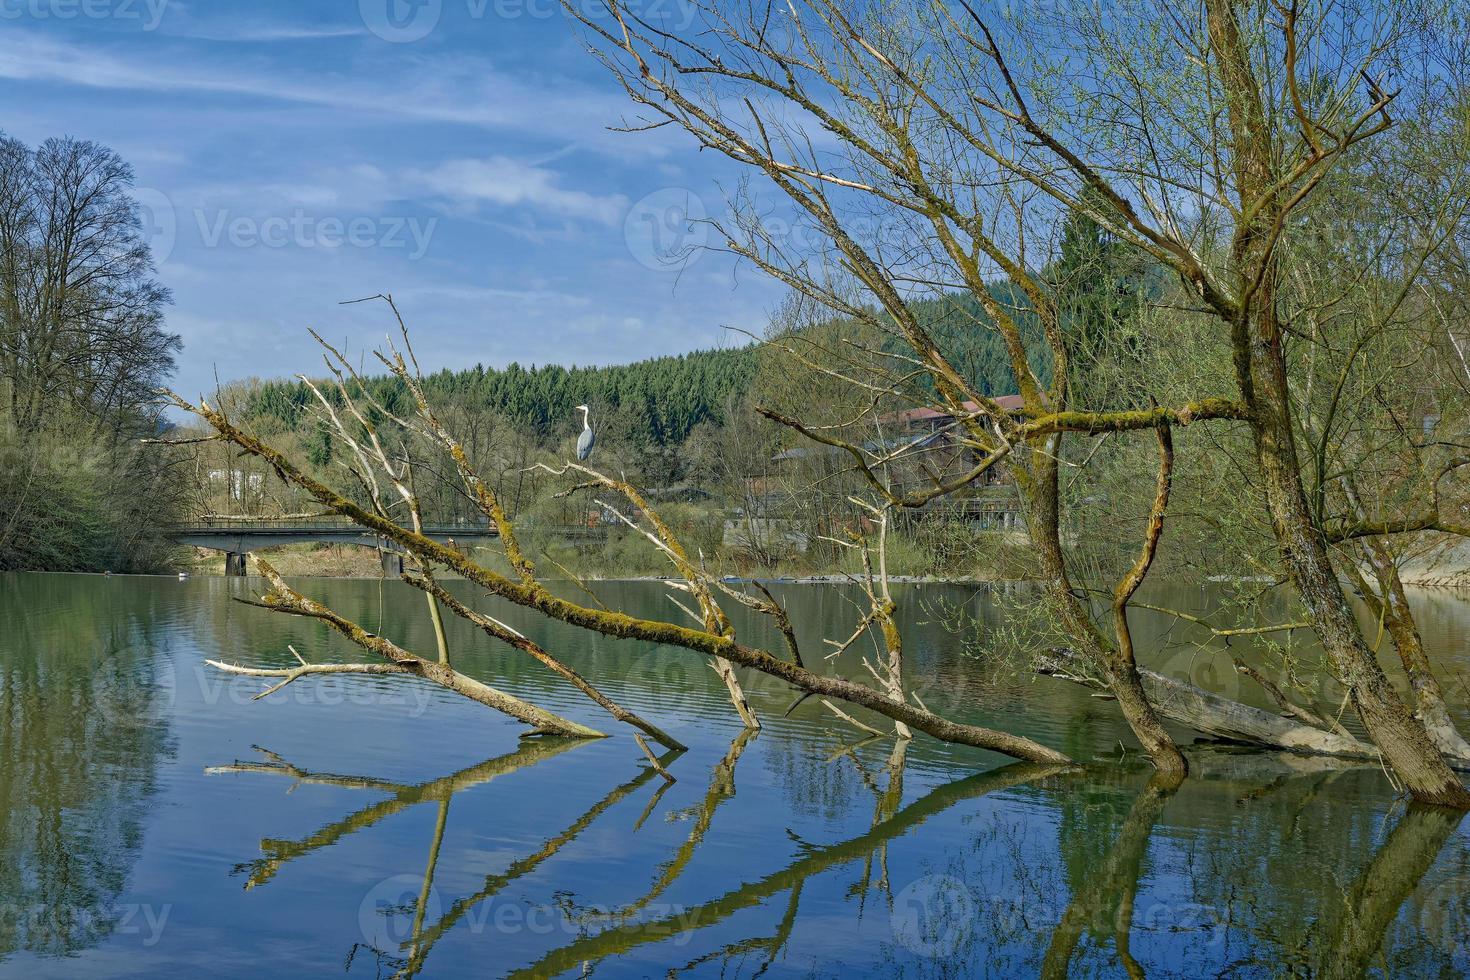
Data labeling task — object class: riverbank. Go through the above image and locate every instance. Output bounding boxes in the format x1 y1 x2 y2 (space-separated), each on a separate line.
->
182 546 1021 586
179 539 1470 590
178 535 1038 583
183 542 394 578
1400 538 1470 587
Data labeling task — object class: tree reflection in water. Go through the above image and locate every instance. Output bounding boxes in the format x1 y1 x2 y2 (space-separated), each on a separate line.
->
210 735 1468 978
0 581 175 958
211 730 1068 977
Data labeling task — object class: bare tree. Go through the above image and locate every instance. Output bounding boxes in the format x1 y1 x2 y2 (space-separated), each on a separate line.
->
167 302 1073 766
0 133 175 432
559 0 1470 803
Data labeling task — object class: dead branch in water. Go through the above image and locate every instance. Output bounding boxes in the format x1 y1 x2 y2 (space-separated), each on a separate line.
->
403 574 685 751
240 556 606 740
162 310 1074 769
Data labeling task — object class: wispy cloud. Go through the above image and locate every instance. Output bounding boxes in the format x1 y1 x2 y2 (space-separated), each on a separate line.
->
410 157 628 224
12 8 775 402
0 30 633 143
167 25 368 42
172 156 623 227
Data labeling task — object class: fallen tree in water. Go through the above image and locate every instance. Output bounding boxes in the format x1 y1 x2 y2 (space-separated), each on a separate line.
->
548 0 1470 810
1039 648 1470 773
173 310 1470 784
1039 648 1377 760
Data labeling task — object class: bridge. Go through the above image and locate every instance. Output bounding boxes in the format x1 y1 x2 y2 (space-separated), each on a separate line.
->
168 517 615 575
168 518 501 576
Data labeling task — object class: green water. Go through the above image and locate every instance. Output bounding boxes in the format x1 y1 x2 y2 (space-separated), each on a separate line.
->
1 571 1468 977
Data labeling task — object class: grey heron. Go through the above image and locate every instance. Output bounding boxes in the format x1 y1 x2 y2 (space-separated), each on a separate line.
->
575 404 595 460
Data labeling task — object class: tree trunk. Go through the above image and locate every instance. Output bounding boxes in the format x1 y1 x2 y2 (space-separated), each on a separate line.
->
1357 537 1470 762
1021 447 1188 775
1038 648 1387 760
1042 771 1181 979
1313 804 1465 979
1204 0 1470 807
1249 364 1469 804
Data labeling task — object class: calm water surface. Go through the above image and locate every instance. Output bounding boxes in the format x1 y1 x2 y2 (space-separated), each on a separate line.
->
2 571 1470 978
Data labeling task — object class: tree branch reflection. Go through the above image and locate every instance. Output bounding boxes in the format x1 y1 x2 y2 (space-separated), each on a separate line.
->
206 738 585 889
511 759 1068 980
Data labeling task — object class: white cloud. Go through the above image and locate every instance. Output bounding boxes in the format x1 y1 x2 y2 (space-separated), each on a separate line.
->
393 284 591 307
169 156 622 227
168 25 369 42
409 157 627 224
0 30 636 146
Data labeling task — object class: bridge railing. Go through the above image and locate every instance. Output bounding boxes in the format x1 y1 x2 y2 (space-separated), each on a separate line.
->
168 518 646 541
169 519 498 536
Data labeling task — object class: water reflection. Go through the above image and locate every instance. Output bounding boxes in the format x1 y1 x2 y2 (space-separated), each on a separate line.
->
1043 772 1181 978
0 577 175 957
207 739 587 891
212 727 1073 978
394 739 681 977
1304 804 1463 978
512 754 1065 979
6 574 1470 977
212 735 699 977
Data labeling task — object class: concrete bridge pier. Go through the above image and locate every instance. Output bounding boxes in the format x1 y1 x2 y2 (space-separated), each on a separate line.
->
225 552 248 577
379 549 404 576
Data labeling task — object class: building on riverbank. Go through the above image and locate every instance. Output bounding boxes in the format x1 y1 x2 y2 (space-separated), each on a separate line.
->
734 397 1027 555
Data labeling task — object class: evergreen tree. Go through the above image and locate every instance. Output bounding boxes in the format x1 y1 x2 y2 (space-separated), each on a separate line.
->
1051 194 1152 407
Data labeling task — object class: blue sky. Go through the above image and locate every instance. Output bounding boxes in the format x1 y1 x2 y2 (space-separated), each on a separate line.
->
1 0 784 399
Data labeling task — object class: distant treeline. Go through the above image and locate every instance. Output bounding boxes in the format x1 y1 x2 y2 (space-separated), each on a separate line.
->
899 287 1055 395
238 289 1062 451
243 347 762 448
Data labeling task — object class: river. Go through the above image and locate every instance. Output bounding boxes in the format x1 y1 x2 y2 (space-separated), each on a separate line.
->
1 571 1468 977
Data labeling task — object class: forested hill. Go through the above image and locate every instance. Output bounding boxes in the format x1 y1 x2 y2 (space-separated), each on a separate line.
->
238 287 1067 450
242 346 762 447
904 286 1053 395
